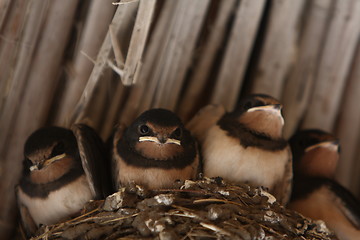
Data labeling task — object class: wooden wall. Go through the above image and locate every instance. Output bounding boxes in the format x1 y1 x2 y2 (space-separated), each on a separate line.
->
1 0 360 238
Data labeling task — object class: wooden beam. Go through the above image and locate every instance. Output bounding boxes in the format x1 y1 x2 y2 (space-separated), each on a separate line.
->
211 0 266 111
120 0 178 126
0 0 46 152
71 1 139 124
122 0 156 86
282 0 333 138
302 0 360 131
149 0 211 110
53 0 116 127
0 1 79 238
335 42 360 194
0 0 29 114
251 0 305 99
178 0 237 121
0 0 12 31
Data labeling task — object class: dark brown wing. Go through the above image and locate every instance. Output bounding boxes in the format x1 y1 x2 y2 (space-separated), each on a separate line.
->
72 124 112 199
328 180 360 228
186 104 225 143
110 124 126 191
272 146 293 206
16 186 37 237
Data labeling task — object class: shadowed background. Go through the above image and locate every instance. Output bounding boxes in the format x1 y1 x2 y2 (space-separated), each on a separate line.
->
1 0 360 238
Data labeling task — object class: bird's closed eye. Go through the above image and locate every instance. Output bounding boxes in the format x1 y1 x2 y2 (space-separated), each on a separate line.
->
244 101 253 110
172 127 182 138
23 158 33 169
51 142 65 157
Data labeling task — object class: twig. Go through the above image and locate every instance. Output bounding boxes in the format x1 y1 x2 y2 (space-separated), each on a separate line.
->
101 213 139 224
31 207 100 240
122 0 157 86
112 0 139 5
109 24 125 68
107 59 124 77
193 198 244 207
80 50 96 65
200 222 232 236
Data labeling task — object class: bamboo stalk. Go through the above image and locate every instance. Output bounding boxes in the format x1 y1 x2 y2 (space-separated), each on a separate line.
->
251 0 305 99
109 23 125 67
71 1 139 125
178 0 237 121
81 69 114 131
282 0 333 138
122 0 156 86
100 0 157 138
302 0 360 131
0 0 48 154
120 1 178 125
211 0 266 111
0 0 12 32
53 0 116 127
335 42 360 193
0 1 79 238
99 82 127 139
353 137 360 199
0 0 29 111
150 0 210 111
2 1 360 237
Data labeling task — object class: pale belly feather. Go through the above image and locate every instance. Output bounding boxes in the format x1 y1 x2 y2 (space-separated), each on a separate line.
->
18 175 93 226
203 125 288 189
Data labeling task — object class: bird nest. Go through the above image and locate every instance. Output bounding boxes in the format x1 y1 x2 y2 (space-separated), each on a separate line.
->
30 178 335 240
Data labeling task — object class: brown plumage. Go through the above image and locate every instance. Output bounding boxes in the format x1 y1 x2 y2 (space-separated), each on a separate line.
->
16 125 110 237
111 108 200 190
289 129 360 240
188 94 292 205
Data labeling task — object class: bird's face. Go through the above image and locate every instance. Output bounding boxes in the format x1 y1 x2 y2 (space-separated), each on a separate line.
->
236 94 284 138
23 127 78 183
26 141 66 171
290 130 340 178
123 109 186 161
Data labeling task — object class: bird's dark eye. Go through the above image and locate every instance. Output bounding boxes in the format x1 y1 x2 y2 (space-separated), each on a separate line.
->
138 125 150 135
244 101 252 110
299 139 307 148
23 158 33 168
51 142 65 157
173 127 182 138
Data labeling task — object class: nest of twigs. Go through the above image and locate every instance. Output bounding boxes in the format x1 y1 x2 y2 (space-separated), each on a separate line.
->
31 178 335 240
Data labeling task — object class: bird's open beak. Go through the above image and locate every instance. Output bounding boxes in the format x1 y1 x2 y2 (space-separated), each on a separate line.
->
139 136 181 145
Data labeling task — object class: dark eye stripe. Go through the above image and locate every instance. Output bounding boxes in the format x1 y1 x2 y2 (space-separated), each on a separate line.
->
51 142 65 157
173 127 182 138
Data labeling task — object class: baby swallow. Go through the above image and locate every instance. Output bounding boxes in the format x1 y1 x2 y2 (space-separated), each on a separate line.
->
16 124 110 236
111 108 199 190
192 94 292 205
289 129 360 240
186 104 226 143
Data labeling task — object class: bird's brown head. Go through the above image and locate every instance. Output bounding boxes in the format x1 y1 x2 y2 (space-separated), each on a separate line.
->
290 129 340 179
232 94 284 138
122 108 192 161
23 127 79 182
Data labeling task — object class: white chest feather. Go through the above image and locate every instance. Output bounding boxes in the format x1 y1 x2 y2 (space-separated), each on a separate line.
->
203 125 288 189
114 153 199 190
17 175 93 226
